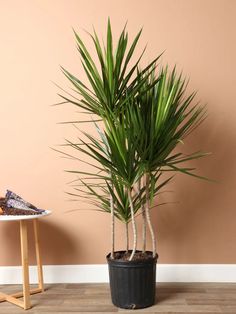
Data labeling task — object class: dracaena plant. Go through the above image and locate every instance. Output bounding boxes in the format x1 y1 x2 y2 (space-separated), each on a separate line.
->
56 19 209 261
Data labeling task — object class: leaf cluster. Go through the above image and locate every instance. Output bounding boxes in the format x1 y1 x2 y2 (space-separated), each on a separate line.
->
58 19 209 223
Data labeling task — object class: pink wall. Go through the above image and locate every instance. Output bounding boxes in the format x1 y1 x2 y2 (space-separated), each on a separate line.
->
0 0 236 266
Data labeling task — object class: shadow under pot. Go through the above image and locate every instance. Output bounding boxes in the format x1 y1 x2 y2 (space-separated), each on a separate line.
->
106 250 158 309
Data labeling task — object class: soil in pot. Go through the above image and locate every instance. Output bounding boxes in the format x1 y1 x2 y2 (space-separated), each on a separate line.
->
113 251 154 262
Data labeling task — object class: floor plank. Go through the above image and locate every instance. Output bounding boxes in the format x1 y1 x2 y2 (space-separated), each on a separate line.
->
0 283 235 313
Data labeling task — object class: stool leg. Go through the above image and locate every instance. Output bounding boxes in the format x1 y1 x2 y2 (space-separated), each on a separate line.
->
20 220 31 310
33 219 44 292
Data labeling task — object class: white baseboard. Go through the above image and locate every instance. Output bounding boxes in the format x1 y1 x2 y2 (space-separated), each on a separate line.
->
0 264 236 284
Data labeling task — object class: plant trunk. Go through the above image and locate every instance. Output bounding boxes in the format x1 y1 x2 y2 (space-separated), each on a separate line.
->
110 184 115 259
145 173 156 257
128 188 137 261
138 178 146 253
125 222 129 252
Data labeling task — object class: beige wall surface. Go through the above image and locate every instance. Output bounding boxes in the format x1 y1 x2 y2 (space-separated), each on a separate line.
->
0 0 236 266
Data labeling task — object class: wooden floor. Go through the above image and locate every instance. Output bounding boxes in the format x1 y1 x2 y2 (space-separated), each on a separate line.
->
0 283 236 313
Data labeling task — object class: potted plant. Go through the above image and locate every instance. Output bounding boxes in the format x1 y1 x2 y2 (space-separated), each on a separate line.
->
57 19 209 309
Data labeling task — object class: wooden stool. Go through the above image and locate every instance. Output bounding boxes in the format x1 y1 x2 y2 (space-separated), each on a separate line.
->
0 211 51 310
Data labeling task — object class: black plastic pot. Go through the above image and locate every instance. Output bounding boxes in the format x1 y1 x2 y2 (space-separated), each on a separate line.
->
106 250 158 309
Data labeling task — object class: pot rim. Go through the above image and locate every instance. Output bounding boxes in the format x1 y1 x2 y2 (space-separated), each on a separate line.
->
106 250 158 265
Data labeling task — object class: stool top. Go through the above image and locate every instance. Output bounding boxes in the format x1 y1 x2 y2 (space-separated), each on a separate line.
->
0 210 51 221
